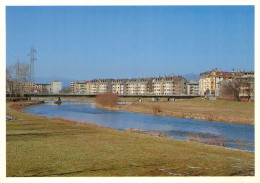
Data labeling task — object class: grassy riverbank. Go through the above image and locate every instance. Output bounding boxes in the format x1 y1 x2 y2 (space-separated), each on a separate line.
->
117 98 254 125
6 101 254 176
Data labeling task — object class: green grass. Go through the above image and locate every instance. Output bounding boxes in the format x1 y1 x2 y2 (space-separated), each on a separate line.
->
6 102 254 176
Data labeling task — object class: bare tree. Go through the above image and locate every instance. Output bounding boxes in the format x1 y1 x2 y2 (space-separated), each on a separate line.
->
61 86 71 94
6 65 15 95
219 79 241 101
6 61 30 97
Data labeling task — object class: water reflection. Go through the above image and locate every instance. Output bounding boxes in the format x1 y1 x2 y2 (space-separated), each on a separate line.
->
23 100 254 151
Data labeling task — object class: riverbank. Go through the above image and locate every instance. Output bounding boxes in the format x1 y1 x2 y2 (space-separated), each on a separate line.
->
34 97 254 125
115 98 254 125
6 101 254 176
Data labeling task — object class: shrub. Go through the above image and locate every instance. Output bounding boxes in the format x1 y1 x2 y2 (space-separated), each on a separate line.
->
180 112 185 118
12 103 21 111
96 93 118 107
152 105 162 115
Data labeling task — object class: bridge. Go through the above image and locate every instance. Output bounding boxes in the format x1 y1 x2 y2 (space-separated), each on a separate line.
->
24 93 201 100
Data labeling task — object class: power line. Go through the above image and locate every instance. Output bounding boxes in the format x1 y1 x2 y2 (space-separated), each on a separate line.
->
6 50 28 63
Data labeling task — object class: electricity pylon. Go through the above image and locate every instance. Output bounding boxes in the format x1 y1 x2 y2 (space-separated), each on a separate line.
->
28 46 37 82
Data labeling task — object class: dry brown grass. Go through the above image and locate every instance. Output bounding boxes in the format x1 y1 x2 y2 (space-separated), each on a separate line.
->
152 105 162 115
122 98 254 125
96 93 118 107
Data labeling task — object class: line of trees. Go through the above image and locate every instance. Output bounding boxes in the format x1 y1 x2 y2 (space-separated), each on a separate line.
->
6 61 30 97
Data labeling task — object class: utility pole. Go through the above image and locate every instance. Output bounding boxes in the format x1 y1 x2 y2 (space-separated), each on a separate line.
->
28 46 37 82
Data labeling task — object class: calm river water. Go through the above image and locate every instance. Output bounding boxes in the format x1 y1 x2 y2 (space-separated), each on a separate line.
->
23 100 254 151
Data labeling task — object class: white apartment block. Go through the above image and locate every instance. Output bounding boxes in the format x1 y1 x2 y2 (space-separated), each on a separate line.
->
50 81 62 94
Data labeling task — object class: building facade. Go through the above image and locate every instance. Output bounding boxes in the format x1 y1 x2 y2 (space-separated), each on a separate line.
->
70 81 89 94
35 83 51 94
50 81 62 94
187 80 199 95
152 75 187 95
88 79 112 94
111 79 127 94
237 74 254 101
125 78 152 95
199 68 254 96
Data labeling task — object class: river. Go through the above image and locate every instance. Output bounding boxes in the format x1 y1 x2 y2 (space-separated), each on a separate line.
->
22 100 254 151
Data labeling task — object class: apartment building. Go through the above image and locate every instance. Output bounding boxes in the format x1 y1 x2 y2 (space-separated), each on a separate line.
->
50 81 62 94
88 79 112 94
9 81 36 94
174 76 187 94
70 81 89 94
89 79 99 94
98 79 112 93
7 81 61 95
152 75 187 95
138 78 152 95
35 81 61 94
199 68 253 96
35 83 51 94
187 80 199 95
70 82 75 93
70 74 187 96
125 78 152 95
237 74 254 101
126 78 140 95
111 79 127 94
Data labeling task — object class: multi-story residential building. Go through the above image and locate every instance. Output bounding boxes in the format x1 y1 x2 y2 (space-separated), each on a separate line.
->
8 81 36 94
126 78 152 95
70 82 75 93
7 81 59 95
152 75 187 95
70 81 89 94
35 83 51 94
174 76 187 94
89 79 99 94
237 74 254 101
98 79 112 93
138 78 152 95
187 80 199 95
21 82 36 93
152 76 166 95
199 68 254 96
111 79 127 94
89 79 112 94
50 81 62 94
126 78 140 95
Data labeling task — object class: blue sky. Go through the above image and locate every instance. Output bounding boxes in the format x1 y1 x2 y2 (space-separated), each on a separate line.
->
6 6 254 81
